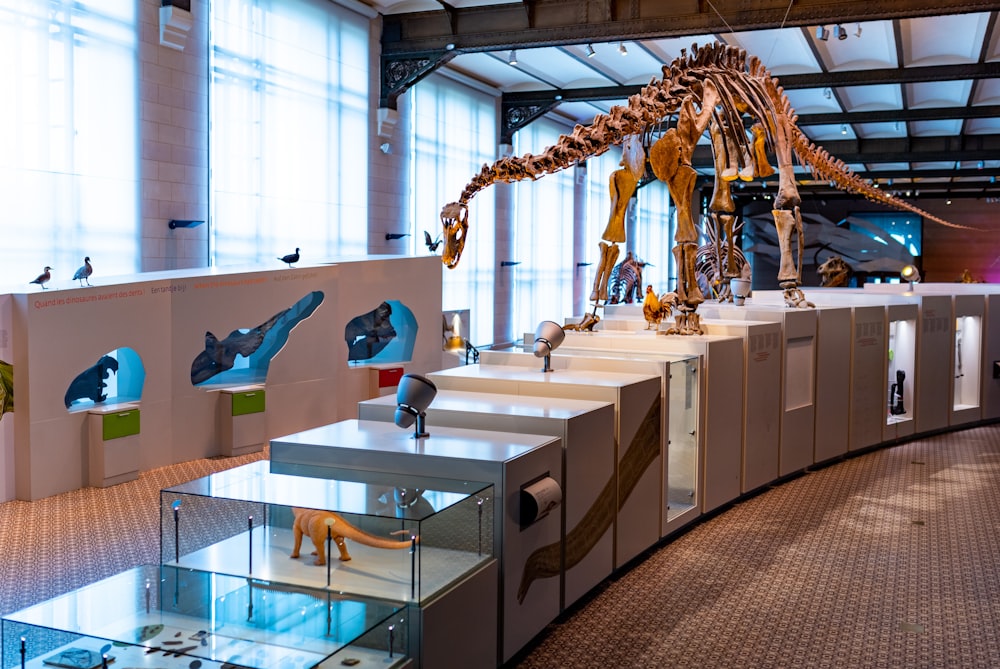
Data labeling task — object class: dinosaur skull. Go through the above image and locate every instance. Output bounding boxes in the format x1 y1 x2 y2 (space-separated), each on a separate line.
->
440 202 469 269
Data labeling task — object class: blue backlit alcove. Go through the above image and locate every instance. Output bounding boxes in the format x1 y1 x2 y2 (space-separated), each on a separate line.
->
191 291 325 389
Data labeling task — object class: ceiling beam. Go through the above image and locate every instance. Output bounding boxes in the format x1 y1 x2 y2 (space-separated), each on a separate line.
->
799 105 1000 126
382 0 1000 54
690 136 1000 167
499 62 1000 110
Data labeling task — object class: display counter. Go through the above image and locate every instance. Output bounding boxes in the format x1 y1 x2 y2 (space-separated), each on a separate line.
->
358 389 614 612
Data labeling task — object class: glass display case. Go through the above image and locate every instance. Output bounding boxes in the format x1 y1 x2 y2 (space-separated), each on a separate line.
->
160 461 494 605
2 565 409 669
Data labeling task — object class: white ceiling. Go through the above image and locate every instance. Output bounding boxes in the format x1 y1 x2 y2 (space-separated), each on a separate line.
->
375 5 1000 197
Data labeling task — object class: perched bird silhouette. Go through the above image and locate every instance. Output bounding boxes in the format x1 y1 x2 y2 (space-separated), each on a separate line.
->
424 231 442 253
279 248 300 267
30 267 52 290
73 257 93 286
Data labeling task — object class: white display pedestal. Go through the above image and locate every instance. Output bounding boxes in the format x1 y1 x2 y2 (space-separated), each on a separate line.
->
428 363 661 571
217 384 266 456
87 402 140 487
269 419 562 665
551 330 744 516
358 389 615 612
916 295 953 434
701 318 782 491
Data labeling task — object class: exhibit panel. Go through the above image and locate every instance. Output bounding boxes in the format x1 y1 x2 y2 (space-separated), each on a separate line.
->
1 565 413 669
950 294 985 427
357 389 616 612
703 305 820 476
0 257 443 502
701 319 781 492
268 419 562 665
884 304 918 442
849 306 887 451
10 277 173 500
161 459 497 667
427 364 662 571
916 295 954 434
0 293 13 502
555 331 744 516
812 307 852 464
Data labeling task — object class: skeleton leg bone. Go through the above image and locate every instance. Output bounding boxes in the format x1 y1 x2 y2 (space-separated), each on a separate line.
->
590 242 620 303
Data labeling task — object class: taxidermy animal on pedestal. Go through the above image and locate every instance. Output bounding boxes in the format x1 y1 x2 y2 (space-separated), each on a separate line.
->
289 507 415 565
64 355 118 408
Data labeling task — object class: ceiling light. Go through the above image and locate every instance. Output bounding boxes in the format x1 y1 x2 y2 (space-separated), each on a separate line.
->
887 178 893 186
823 87 832 99
508 50 518 66
618 41 628 56
978 160 985 169
855 23 863 38
836 24 847 40
992 176 997 184
841 123 848 135
586 44 596 58
816 26 829 41
946 199 952 205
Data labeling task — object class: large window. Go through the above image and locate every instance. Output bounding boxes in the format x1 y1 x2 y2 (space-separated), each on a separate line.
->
410 73 496 346
210 0 369 266
633 179 675 292
511 117 576 337
586 147 675 298
0 0 138 282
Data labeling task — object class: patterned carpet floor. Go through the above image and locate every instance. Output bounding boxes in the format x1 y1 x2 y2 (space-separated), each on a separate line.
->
1 427 998 668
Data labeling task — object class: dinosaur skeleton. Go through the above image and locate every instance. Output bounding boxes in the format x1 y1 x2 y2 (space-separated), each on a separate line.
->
440 42 957 334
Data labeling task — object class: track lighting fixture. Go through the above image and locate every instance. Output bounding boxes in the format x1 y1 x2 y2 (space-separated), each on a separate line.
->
816 25 830 41
978 160 985 169
586 44 596 58
841 123 848 135
836 24 847 40
618 41 628 56
855 23 863 37
508 49 517 66
823 87 832 99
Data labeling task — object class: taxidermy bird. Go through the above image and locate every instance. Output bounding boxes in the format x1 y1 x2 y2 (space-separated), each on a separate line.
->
423 231 442 253
73 257 93 286
642 284 661 330
279 248 300 267
30 266 52 290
